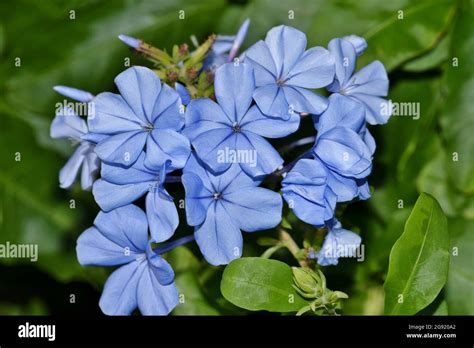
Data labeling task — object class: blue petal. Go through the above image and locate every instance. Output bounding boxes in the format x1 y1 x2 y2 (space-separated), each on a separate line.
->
240 105 300 138
286 47 335 89
53 85 94 103
99 261 144 315
244 40 277 85
194 202 243 266
236 132 283 177
253 84 290 118
93 205 149 252
182 153 217 192
101 153 156 185
144 129 190 171
114 66 162 124
175 82 191 105
182 172 213 226
184 98 232 141
282 85 329 115
137 265 179 315
342 35 367 56
92 179 151 212
327 38 357 91
80 150 100 191
317 222 361 266
192 127 236 174
316 94 365 134
215 62 255 122
151 83 184 129
76 227 141 266
58 143 87 189
222 187 282 232
346 61 389 96
51 107 87 140
88 92 142 134
145 189 179 243
94 130 147 167
146 244 176 285
265 25 307 78
315 127 372 178
349 94 392 125
281 159 336 226
326 170 358 202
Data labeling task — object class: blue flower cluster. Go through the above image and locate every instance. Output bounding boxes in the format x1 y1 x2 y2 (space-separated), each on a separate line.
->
51 22 390 315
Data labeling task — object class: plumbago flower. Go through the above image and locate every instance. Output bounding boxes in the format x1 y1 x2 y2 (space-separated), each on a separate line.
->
327 36 391 125
76 204 179 315
51 21 392 315
245 25 335 118
88 66 190 168
314 219 361 266
182 154 282 265
50 86 101 190
92 154 178 242
184 62 300 177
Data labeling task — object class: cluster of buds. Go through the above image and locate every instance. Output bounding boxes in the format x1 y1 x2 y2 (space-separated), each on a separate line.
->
292 267 348 316
118 33 216 99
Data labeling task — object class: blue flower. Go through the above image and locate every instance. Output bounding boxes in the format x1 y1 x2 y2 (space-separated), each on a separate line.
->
88 66 191 169
327 37 391 125
204 19 250 71
316 219 361 266
50 87 101 190
313 93 373 201
244 25 335 118
184 62 299 177
93 154 178 242
281 158 337 227
182 154 282 265
76 204 179 315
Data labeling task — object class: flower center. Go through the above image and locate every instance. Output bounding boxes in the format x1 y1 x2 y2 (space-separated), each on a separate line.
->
276 78 287 86
213 192 223 200
232 123 241 133
143 123 154 132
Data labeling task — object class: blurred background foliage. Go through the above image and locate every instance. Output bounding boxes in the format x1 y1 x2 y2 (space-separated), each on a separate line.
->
0 0 472 315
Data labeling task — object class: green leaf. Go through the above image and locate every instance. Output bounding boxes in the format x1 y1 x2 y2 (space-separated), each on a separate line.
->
403 34 450 72
384 193 449 315
220 257 308 312
173 271 220 315
359 0 456 71
439 1 474 194
445 218 474 315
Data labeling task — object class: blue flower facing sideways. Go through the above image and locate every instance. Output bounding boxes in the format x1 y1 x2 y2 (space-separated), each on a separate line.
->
88 66 190 169
93 153 180 243
315 219 361 266
245 25 335 118
327 36 391 125
50 86 102 190
76 204 179 315
184 62 300 177
182 154 282 265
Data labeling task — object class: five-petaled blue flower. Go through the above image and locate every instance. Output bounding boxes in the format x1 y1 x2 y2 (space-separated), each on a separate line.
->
245 25 335 118
316 219 361 266
184 62 300 177
182 154 282 265
93 154 178 242
76 204 179 315
327 37 391 125
88 66 190 169
50 86 101 190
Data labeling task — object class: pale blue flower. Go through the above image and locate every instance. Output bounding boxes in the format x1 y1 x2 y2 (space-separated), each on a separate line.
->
76 204 179 315
245 25 335 118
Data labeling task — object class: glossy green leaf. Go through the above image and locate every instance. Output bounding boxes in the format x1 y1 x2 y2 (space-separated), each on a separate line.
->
439 1 474 194
445 218 474 315
221 257 308 312
384 193 449 315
